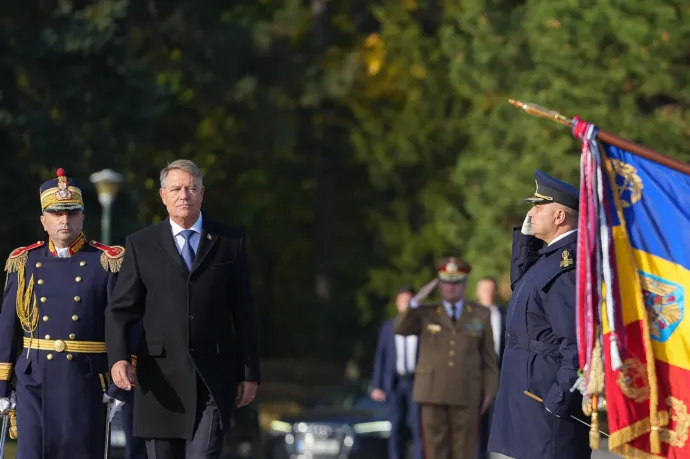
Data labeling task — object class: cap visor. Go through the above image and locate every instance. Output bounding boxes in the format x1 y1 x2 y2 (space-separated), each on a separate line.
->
438 273 468 283
44 204 84 213
523 196 547 204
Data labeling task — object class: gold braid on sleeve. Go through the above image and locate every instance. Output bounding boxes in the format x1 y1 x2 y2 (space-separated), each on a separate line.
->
0 363 12 381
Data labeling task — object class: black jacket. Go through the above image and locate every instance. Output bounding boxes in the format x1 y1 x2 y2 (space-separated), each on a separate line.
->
105 216 260 439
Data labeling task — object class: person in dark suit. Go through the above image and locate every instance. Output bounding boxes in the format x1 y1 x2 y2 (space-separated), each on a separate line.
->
474 276 506 459
371 287 424 459
489 170 589 459
105 159 261 459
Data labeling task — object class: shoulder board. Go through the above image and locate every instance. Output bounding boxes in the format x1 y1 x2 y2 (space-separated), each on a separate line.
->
5 241 45 273
89 241 125 273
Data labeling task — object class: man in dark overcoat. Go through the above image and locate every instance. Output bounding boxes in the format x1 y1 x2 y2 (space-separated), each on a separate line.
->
488 170 590 459
105 159 261 459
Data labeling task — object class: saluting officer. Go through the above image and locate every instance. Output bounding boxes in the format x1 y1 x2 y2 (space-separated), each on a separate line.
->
488 170 589 459
395 258 499 459
0 168 125 459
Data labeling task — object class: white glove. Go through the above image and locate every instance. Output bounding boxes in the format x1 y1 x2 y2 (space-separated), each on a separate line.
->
521 213 532 235
0 397 10 416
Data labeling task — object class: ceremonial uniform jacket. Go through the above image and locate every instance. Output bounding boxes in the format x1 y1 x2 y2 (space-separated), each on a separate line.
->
0 234 124 459
394 301 498 408
488 230 590 459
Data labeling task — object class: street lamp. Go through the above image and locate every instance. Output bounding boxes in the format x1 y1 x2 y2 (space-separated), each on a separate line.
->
90 168 123 245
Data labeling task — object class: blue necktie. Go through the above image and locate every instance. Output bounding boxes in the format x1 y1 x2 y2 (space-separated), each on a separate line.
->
180 229 196 271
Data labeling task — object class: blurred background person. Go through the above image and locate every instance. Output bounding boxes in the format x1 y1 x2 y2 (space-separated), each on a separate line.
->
475 276 505 459
371 287 423 459
396 258 498 459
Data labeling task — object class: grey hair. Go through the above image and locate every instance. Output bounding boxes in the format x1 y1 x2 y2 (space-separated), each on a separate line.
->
159 159 203 188
560 205 579 226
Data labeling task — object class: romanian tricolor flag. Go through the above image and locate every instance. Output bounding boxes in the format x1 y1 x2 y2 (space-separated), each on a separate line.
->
572 117 690 458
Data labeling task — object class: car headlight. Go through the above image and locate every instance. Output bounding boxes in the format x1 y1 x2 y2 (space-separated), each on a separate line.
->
352 421 392 436
270 420 292 435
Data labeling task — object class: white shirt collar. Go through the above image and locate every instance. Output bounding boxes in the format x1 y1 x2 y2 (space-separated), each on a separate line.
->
56 247 70 258
442 299 464 315
170 213 203 236
548 228 577 246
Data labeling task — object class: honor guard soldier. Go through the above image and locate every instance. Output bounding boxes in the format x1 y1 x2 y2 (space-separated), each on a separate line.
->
0 168 125 459
395 258 499 459
488 170 589 459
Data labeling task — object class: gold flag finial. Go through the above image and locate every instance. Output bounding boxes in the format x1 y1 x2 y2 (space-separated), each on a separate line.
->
508 99 573 127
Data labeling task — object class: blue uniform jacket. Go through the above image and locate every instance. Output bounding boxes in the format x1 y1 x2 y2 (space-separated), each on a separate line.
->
488 229 590 459
0 236 124 459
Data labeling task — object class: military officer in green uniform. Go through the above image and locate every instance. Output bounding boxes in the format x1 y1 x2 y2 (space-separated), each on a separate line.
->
395 257 499 459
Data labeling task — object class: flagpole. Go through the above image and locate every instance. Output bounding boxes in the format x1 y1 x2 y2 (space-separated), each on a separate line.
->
508 99 690 176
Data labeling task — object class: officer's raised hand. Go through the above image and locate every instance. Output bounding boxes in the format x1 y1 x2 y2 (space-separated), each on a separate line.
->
520 212 532 235
111 360 134 390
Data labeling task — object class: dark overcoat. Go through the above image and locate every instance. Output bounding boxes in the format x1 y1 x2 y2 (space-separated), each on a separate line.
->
105 216 260 440
488 229 591 459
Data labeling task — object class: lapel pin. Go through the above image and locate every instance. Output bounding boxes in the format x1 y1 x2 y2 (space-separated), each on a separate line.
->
207 234 212 240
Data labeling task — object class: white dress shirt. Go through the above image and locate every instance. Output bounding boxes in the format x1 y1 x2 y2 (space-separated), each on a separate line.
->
170 213 203 256
487 305 502 356
395 334 418 375
442 299 464 321
56 247 70 258
548 229 578 246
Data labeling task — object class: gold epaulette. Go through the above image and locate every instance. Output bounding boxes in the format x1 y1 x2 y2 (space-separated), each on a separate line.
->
4 241 45 274
88 241 125 273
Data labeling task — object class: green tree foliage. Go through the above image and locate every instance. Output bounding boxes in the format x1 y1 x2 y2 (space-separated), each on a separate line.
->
1 0 688 366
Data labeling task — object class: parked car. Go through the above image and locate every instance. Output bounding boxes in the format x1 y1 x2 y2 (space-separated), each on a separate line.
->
109 400 261 459
267 380 390 459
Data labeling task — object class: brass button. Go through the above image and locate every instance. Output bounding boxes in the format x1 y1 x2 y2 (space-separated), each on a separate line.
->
74 296 81 302
448 361 454 367
69 333 76 340
450 340 455 346
37 279 44 285
45 335 51 340
53 340 66 352
72 315 79 321
46 353 53 360
40 297 47 303
35 262 42 268
75 276 82 282
449 350 455 357
80 261 86 266
42 315 49 322
66 354 73 360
